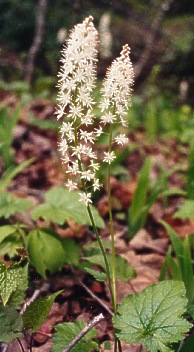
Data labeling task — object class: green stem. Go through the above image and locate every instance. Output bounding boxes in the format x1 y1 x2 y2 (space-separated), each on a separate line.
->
73 120 114 307
87 204 114 306
107 123 117 313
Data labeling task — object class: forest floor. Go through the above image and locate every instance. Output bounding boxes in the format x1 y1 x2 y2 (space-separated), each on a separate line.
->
1 90 193 352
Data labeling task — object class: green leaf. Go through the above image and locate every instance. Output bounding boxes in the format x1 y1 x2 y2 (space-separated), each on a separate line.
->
113 281 191 352
0 305 23 343
84 267 107 281
0 192 33 218
174 200 194 219
23 290 62 332
31 187 104 228
84 253 136 282
27 228 80 277
0 261 28 306
52 320 98 352
128 158 151 236
8 263 28 308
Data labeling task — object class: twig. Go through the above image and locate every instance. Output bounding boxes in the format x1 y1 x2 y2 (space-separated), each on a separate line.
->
16 338 26 352
24 0 48 84
20 282 50 315
134 0 174 78
62 313 105 352
71 267 113 316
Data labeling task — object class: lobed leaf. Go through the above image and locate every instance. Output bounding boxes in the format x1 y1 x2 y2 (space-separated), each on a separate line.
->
31 187 104 228
113 281 192 352
0 192 33 219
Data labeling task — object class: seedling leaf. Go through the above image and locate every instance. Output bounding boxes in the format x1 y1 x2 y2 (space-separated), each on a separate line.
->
52 320 98 352
31 187 104 228
0 305 23 342
23 290 62 332
113 281 191 352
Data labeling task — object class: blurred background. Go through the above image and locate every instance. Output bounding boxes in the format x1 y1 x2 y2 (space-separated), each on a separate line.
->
0 0 194 142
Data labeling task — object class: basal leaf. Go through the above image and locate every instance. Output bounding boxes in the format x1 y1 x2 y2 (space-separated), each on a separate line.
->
113 281 191 352
27 228 80 277
0 192 33 219
0 261 28 305
31 187 104 228
23 290 62 332
0 305 23 343
52 320 98 352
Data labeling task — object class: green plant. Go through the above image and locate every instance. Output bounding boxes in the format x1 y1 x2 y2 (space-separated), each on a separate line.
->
53 16 193 352
128 160 184 238
0 258 62 350
113 281 191 352
159 221 194 305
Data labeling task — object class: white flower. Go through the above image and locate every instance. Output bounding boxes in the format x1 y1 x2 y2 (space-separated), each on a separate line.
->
101 111 116 124
66 161 79 175
55 104 64 120
80 130 95 144
81 170 95 181
90 160 100 171
66 179 78 191
93 178 101 191
103 151 116 164
94 126 103 137
58 139 68 155
79 192 92 206
68 103 83 121
114 134 128 145
100 44 134 121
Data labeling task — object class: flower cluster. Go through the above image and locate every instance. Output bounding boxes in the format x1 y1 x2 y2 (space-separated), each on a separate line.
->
100 44 134 163
56 16 101 205
56 17 134 205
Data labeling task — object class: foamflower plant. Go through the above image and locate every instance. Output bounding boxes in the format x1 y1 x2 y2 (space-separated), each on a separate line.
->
56 16 134 352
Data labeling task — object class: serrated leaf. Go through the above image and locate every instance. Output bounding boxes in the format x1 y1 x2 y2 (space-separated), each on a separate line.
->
0 261 28 305
174 200 194 219
84 253 136 282
27 228 79 277
52 320 98 352
113 281 192 352
23 290 62 332
0 192 33 218
31 187 104 228
0 305 23 343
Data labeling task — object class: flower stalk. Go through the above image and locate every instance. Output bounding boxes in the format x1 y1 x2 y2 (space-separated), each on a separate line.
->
56 16 134 352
